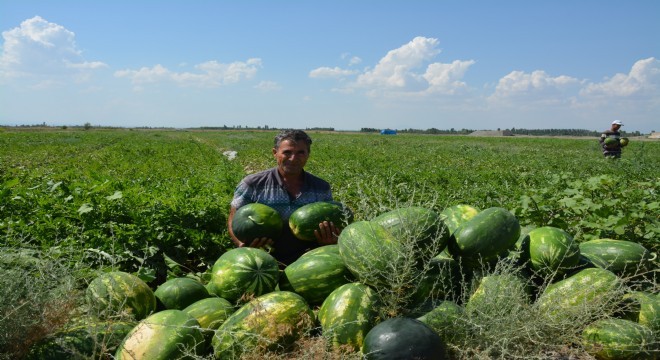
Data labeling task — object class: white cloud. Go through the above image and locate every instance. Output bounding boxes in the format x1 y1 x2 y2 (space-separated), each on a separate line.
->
580 57 660 97
114 58 262 88
309 66 358 78
254 80 281 91
0 16 106 82
424 60 476 94
489 70 580 105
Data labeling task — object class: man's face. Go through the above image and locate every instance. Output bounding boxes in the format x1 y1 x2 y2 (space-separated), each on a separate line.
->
273 140 309 176
612 124 622 131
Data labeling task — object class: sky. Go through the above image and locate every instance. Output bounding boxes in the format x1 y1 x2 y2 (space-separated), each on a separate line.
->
1 1 659 133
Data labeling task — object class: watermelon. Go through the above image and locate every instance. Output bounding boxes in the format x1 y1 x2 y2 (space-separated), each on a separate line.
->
317 282 381 351
183 297 235 349
620 291 659 333
439 204 480 236
447 207 521 267
579 239 654 276
620 137 629 147
604 137 619 148
362 317 448 360
466 274 531 316
115 309 205 360
582 318 656 360
409 257 461 313
373 206 448 255
232 203 283 245
280 245 352 305
86 271 156 321
212 291 315 358
154 277 209 310
300 243 341 258
537 268 621 320
417 300 466 344
27 320 135 360
289 201 353 241
208 247 280 303
338 221 405 288
527 226 580 278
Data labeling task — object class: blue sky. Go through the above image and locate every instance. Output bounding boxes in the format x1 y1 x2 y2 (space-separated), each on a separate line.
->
1 1 659 132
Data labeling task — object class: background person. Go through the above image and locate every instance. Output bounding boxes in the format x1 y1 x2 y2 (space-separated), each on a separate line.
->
599 120 624 158
227 130 339 266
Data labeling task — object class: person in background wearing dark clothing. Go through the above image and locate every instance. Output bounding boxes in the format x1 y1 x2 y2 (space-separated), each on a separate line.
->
227 130 339 266
599 120 625 158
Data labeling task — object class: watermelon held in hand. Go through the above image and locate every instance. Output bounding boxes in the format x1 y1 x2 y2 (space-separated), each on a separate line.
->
208 247 280 303
582 318 655 360
86 271 157 321
604 137 619 149
362 317 448 360
620 137 629 147
289 201 354 241
232 203 283 245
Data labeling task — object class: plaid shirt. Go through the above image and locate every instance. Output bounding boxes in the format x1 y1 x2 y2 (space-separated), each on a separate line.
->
231 167 333 265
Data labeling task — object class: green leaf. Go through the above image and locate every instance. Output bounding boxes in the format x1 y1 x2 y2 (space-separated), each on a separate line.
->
77 203 94 214
106 191 123 201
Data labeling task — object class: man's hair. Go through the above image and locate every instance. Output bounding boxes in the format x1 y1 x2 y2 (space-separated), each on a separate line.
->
274 130 312 151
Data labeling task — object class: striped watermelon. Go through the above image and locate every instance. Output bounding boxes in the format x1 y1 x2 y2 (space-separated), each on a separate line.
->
86 271 156 321
212 291 315 358
280 245 352 305
582 318 655 360
183 297 235 349
537 268 621 320
579 239 654 276
338 220 405 288
231 203 283 246
447 207 520 267
373 206 447 253
417 300 466 344
317 282 381 351
439 204 480 236
208 247 280 303
409 257 461 313
466 274 531 316
527 226 580 278
621 291 659 333
115 309 205 359
154 277 209 310
289 201 353 241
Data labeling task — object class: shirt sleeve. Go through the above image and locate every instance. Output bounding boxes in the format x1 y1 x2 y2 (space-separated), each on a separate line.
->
230 180 253 209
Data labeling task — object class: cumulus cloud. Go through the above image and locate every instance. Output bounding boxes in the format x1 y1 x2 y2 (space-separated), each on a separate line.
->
580 57 660 97
489 70 580 105
114 58 262 88
254 80 281 91
311 37 475 97
0 16 106 81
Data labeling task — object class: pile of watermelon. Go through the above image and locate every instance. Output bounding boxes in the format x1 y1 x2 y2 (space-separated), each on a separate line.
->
27 202 658 359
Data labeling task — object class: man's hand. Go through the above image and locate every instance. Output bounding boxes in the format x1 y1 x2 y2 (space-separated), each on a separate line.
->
314 221 340 245
239 237 274 251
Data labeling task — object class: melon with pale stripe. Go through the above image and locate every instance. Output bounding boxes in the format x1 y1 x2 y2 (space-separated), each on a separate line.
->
208 247 280 303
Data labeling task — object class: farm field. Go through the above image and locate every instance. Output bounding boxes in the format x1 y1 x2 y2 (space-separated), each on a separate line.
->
1 128 659 359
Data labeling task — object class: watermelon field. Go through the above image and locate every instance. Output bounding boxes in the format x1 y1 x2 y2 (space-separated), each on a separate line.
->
1 128 659 359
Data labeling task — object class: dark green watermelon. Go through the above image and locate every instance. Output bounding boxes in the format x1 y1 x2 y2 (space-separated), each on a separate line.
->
232 203 283 245
362 317 448 359
373 206 448 254
154 277 209 310
579 239 654 276
289 201 353 241
527 226 580 278
439 204 480 236
582 318 656 360
447 207 520 267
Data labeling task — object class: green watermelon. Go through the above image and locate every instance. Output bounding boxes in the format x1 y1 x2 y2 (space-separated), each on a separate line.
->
409 257 461 313
208 247 280 303
362 317 448 360
232 203 283 245
582 318 655 360
280 245 352 305
621 291 659 333
86 271 156 321
300 243 341 258
338 221 405 288
466 274 531 316
537 268 621 320
447 207 521 267
212 291 315 358
620 137 629 147
317 282 381 351
579 239 654 276
439 204 480 236
417 300 466 344
183 297 235 349
527 226 580 278
27 320 135 360
373 206 448 255
604 137 619 148
154 277 209 310
289 201 353 241
115 309 205 360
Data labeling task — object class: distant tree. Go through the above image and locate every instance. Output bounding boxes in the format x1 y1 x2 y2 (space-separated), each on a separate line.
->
83 122 92 130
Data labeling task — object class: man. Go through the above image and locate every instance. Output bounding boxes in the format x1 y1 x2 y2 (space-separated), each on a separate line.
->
599 120 624 158
227 130 339 266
